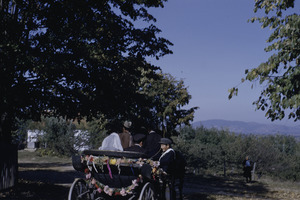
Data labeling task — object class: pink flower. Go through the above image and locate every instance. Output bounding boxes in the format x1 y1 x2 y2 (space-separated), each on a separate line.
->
104 185 109 194
86 173 91 179
120 188 126 196
132 179 138 187
91 178 96 185
97 188 102 193
108 189 113 196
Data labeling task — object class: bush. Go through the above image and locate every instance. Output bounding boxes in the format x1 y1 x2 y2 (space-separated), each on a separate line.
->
40 117 77 156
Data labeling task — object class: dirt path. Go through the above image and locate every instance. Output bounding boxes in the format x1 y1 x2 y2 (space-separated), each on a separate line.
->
1 150 300 200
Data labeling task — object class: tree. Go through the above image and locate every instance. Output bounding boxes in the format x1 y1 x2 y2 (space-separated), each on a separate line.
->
86 115 108 149
11 118 29 149
40 117 77 156
229 0 300 121
137 71 198 136
0 0 172 143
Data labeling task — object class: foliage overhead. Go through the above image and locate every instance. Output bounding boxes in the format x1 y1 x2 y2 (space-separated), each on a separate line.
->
229 0 300 122
0 0 179 142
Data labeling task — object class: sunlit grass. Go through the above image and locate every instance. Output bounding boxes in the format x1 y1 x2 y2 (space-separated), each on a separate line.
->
18 150 71 164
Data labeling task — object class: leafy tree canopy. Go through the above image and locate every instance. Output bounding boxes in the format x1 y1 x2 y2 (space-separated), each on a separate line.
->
229 0 300 122
1 0 174 142
137 71 198 136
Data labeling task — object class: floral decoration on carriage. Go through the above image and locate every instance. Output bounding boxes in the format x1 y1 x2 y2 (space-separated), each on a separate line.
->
81 154 161 197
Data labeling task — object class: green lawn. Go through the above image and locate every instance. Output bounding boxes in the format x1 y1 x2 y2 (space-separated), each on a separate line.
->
18 149 72 164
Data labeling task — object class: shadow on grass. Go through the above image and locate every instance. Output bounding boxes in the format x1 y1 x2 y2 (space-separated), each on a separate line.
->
182 174 271 200
19 170 84 185
0 168 85 200
19 162 72 168
0 180 70 200
0 159 85 200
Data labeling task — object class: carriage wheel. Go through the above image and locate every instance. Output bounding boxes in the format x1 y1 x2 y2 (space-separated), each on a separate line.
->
68 178 90 200
138 182 155 200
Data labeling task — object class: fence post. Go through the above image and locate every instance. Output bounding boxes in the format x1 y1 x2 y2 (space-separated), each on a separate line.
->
251 162 256 181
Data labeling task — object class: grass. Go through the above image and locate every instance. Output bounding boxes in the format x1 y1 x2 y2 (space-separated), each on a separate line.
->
18 150 72 164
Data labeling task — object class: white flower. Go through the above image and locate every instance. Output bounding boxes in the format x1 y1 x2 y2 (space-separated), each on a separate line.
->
108 188 113 196
86 173 91 179
132 179 138 187
120 188 126 196
104 185 109 194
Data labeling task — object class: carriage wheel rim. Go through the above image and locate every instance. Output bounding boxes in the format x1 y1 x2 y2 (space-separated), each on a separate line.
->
68 178 90 200
139 182 155 200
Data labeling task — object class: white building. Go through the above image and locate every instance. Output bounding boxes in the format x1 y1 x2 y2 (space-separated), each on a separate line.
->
27 130 45 149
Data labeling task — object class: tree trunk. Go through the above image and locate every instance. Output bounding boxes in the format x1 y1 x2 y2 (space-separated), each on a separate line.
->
0 142 18 191
0 112 13 143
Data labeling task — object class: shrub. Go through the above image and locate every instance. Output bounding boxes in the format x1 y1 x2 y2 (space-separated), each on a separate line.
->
40 117 76 156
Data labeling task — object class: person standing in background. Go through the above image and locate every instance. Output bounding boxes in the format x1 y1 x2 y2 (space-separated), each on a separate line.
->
242 156 252 183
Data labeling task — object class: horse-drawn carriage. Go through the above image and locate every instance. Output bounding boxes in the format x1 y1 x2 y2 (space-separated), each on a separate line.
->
68 150 174 200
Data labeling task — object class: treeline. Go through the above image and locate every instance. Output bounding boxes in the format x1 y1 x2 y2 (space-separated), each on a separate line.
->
14 117 107 156
172 126 300 181
14 117 300 181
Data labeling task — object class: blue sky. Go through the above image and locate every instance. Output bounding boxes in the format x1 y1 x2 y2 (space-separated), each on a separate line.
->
146 0 299 126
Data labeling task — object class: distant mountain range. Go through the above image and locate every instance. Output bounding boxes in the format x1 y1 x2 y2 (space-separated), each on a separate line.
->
192 119 300 137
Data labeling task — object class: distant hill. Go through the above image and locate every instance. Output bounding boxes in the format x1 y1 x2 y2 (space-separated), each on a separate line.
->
192 119 300 137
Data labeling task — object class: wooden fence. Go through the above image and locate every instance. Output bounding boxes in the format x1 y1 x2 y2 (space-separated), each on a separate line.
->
0 142 18 191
